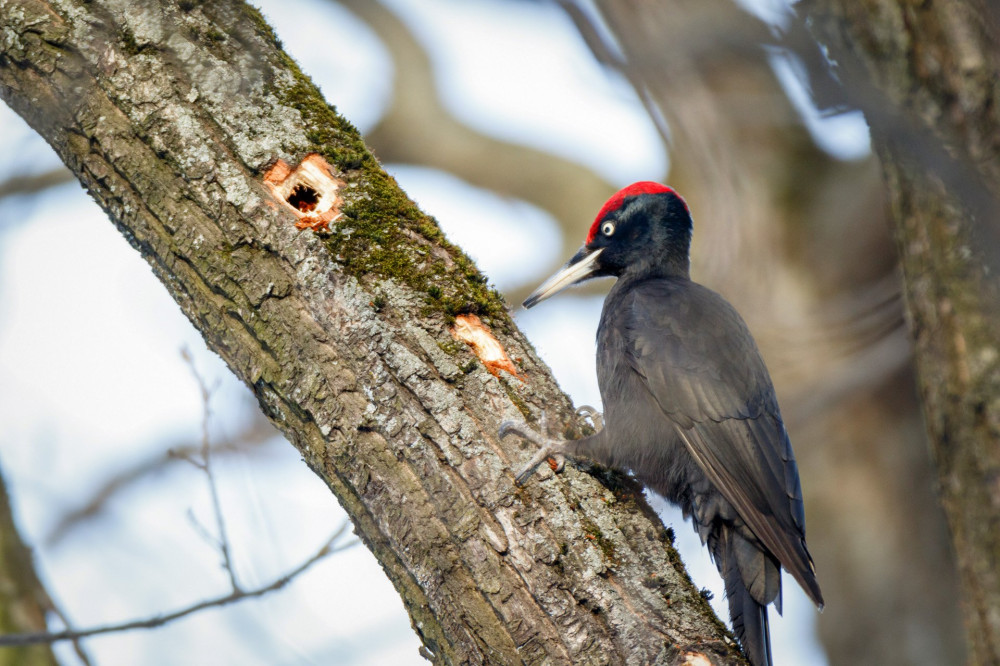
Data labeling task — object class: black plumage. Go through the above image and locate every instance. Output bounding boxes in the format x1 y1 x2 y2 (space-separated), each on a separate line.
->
503 182 823 666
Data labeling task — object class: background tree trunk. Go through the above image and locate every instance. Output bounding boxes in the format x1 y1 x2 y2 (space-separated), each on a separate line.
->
0 471 57 666
804 1 1000 663
0 1 742 663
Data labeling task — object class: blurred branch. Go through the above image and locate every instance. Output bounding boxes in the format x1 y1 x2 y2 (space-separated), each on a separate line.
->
786 325 910 428
0 168 72 204
0 524 357 648
784 10 1000 277
45 410 276 547
554 0 672 149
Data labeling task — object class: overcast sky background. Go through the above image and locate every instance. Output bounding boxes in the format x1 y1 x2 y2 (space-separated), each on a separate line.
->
0 0 869 663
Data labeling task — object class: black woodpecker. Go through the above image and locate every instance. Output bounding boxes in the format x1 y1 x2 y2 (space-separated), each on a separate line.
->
501 182 823 666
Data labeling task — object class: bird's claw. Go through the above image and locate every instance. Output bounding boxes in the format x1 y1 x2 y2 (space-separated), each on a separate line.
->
500 416 566 485
576 405 604 431
499 419 545 445
514 446 566 486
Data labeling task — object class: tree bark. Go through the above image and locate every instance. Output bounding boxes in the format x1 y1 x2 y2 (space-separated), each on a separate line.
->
0 1 742 663
804 1 1000 663
0 472 57 666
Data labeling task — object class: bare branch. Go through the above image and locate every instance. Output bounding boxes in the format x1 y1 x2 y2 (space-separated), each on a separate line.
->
43 606 95 666
0 525 356 648
181 347 239 590
45 413 276 547
0 168 72 203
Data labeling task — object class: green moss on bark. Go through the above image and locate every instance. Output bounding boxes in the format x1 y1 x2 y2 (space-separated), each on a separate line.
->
580 517 619 566
241 21 511 328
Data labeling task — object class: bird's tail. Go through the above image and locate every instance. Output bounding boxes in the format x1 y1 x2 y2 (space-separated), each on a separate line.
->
718 528 774 666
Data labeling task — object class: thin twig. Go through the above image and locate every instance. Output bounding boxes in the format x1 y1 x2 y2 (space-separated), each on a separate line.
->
44 604 95 666
45 412 276 547
185 508 223 554
181 347 239 590
0 525 356 647
557 0 673 149
12 352 354 652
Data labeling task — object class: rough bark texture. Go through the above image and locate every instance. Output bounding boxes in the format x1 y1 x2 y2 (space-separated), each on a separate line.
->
0 1 743 663
804 1 1000 663
0 473 57 666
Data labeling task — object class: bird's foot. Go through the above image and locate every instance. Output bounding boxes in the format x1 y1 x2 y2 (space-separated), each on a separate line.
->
576 405 604 431
499 415 567 485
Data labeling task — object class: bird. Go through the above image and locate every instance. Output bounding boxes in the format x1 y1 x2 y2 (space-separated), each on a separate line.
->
500 182 823 666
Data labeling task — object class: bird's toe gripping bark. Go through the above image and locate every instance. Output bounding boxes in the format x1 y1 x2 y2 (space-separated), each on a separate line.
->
499 420 567 485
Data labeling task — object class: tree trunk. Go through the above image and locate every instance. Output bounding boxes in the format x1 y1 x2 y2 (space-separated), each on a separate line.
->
0 471 57 666
804 1 1000 663
0 1 742 663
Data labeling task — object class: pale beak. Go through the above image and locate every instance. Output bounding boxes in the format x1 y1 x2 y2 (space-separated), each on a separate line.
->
523 248 603 309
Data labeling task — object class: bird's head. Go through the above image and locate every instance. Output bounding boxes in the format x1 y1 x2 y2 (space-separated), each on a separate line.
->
524 182 692 308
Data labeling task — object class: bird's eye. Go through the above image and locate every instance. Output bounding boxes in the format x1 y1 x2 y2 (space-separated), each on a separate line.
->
601 221 615 236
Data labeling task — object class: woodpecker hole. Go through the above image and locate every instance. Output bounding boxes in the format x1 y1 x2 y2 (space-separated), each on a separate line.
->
288 184 319 212
263 153 344 233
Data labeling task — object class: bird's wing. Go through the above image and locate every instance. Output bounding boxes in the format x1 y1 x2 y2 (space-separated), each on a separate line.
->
622 280 822 606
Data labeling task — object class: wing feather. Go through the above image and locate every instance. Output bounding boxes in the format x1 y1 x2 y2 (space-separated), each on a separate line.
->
621 280 822 607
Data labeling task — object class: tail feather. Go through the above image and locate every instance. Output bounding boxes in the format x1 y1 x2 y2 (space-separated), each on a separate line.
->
732 530 781 614
727 582 772 666
718 528 775 666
